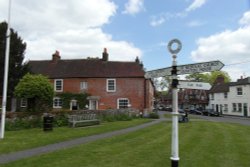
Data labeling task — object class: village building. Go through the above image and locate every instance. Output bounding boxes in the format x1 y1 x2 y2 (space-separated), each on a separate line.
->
178 88 209 110
27 49 154 112
162 88 209 110
209 76 250 117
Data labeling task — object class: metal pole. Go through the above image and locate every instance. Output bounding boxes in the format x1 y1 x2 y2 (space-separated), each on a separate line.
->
171 55 179 167
1 0 12 139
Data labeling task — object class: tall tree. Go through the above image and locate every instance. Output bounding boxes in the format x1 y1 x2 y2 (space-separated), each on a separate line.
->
185 71 231 84
0 21 28 98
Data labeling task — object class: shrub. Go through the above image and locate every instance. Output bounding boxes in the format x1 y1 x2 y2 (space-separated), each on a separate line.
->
5 112 70 131
5 116 43 131
148 112 160 119
53 113 69 127
99 109 136 122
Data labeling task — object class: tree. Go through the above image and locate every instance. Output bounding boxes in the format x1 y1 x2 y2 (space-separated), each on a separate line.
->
185 71 231 84
0 22 28 100
14 73 54 112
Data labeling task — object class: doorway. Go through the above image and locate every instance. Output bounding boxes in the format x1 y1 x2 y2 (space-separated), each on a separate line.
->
89 100 98 110
243 103 248 117
70 100 78 110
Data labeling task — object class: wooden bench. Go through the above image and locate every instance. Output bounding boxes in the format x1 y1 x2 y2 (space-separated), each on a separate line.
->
68 114 100 127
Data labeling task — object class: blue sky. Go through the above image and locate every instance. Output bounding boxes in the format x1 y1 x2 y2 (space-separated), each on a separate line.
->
0 0 250 81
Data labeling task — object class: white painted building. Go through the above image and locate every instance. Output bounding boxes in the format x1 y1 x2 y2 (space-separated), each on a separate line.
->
209 76 250 117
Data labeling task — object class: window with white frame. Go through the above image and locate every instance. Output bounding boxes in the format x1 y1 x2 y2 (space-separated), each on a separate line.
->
20 98 27 107
210 93 214 100
53 97 62 108
80 81 88 90
54 79 63 92
117 98 129 109
224 104 228 112
224 92 228 98
238 103 242 112
237 87 243 95
107 79 116 92
232 103 237 112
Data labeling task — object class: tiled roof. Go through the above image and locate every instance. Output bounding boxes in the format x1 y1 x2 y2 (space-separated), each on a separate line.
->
209 77 250 93
209 83 229 93
28 59 145 78
230 77 250 86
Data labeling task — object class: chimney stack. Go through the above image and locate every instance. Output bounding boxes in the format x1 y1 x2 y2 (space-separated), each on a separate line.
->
102 48 109 61
214 75 225 85
52 50 61 62
135 56 140 63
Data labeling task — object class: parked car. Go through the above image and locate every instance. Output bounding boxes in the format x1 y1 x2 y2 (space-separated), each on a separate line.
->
165 107 172 112
189 109 202 115
203 109 220 116
157 105 165 111
178 109 185 113
157 105 172 112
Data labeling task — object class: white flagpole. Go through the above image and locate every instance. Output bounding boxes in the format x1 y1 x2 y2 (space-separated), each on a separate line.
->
1 0 12 139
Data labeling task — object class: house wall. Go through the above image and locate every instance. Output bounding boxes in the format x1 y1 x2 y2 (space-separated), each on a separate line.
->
209 85 250 117
51 77 149 111
145 79 155 111
227 85 250 116
209 92 229 114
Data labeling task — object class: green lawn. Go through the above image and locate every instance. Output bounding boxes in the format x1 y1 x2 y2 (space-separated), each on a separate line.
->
0 119 151 154
1 120 250 167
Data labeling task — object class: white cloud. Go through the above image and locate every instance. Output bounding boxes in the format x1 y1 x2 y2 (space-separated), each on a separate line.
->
185 0 207 12
191 10 250 81
150 16 165 27
239 10 250 26
187 20 206 27
123 0 145 15
149 12 177 27
0 0 142 61
149 0 206 27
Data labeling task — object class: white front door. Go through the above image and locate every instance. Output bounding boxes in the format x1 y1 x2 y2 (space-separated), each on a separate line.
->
89 100 98 110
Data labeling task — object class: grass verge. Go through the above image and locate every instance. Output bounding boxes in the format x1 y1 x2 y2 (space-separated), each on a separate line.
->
0 119 151 154
1 120 250 167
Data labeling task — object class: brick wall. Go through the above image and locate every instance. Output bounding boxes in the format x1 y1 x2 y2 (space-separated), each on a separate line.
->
51 77 151 111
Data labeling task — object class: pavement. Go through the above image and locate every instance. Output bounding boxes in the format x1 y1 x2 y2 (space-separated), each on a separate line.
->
0 114 167 164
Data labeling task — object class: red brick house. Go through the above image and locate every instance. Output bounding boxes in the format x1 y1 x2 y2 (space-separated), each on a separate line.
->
162 88 209 110
28 49 154 112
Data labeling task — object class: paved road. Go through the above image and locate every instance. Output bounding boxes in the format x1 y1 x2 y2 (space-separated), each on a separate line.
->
190 114 250 126
0 117 166 164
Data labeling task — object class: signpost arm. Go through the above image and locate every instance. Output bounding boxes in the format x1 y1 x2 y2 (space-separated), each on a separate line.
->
170 54 179 167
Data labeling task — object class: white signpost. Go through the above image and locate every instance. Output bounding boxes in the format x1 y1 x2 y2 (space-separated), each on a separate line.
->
146 39 224 167
145 60 224 79
178 81 211 90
